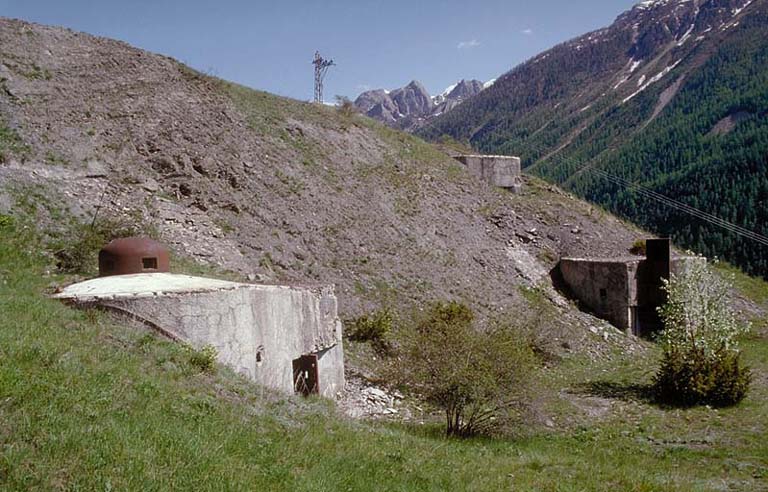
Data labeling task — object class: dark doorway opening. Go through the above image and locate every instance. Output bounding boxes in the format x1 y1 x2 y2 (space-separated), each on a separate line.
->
293 354 319 396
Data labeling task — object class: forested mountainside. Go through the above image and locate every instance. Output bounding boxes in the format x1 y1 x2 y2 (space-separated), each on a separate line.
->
419 0 768 278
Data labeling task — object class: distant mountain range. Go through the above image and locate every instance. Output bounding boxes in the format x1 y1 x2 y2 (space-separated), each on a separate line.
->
354 79 494 130
418 0 768 278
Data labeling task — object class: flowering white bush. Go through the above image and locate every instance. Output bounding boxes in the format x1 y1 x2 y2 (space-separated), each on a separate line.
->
655 260 751 406
657 260 749 360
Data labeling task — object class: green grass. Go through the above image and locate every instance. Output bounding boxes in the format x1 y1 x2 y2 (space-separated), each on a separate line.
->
716 261 768 307
1 217 767 490
0 118 28 162
21 65 52 81
217 77 342 135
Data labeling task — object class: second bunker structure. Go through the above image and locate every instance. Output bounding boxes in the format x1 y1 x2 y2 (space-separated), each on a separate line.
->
454 154 523 192
558 239 705 336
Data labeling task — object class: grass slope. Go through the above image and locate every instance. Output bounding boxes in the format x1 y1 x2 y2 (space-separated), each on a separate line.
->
1 218 767 491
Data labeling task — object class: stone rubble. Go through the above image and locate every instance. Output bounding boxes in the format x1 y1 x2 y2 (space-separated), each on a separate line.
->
338 377 406 419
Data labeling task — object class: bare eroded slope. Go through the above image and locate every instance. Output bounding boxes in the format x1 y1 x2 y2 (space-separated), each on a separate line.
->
0 17 649 354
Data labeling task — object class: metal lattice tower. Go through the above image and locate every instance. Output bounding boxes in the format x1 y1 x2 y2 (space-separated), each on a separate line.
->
312 51 335 103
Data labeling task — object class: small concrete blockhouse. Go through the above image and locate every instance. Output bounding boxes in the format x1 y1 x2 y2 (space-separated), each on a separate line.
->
454 155 522 192
99 237 170 276
558 239 705 336
57 251 345 399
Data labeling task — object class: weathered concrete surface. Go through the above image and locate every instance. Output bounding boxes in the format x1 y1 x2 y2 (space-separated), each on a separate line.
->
560 258 634 331
454 155 522 191
53 273 243 299
56 274 345 398
559 256 706 334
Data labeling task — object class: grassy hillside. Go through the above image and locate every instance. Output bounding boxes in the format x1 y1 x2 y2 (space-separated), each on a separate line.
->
2 218 768 490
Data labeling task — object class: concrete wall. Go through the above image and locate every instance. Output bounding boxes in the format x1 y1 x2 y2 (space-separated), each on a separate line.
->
559 258 635 331
455 155 522 191
100 284 344 398
560 256 707 334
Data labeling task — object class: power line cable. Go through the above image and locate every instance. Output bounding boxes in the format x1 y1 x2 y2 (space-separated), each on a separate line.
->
512 138 768 247
410 101 768 247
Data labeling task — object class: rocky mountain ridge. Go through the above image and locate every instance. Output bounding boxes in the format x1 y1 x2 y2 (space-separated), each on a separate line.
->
354 78 487 130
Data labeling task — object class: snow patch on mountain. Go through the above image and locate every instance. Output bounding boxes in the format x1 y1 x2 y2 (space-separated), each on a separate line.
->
677 23 695 46
733 0 754 16
635 0 692 10
433 83 458 104
623 59 681 103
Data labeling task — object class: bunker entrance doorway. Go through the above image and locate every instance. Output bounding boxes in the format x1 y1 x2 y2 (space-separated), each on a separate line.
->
293 354 319 396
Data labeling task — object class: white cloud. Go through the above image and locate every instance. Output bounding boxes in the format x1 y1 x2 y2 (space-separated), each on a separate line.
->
521 28 533 35
457 39 481 49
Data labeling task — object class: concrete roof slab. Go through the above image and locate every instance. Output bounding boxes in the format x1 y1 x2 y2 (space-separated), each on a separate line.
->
54 273 248 301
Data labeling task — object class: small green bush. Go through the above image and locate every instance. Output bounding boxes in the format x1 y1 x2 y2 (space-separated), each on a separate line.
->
654 261 751 407
347 309 393 352
397 301 535 437
334 95 358 119
654 348 751 407
0 214 14 230
629 239 646 256
187 344 218 373
53 216 152 274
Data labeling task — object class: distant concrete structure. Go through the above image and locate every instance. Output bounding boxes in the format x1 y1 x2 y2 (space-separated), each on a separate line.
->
55 273 345 398
454 154 522 192
558 239 705 336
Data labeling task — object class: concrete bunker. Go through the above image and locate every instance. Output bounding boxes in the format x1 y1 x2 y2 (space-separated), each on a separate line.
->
99 237 170 277
56 256 345 399
454 154 523 192
558 239 705 336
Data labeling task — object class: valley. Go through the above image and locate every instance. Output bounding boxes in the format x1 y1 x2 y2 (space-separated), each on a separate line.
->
1 4 767 490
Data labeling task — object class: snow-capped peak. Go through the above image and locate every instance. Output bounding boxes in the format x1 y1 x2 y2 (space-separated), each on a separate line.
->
634 0 692 10
439 83 458 98
432 83 458 104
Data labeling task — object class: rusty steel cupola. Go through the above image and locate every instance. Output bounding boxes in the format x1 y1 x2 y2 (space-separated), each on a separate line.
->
98 237 170 277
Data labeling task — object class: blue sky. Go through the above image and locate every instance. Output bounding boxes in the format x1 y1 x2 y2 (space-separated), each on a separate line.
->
1 0 638 100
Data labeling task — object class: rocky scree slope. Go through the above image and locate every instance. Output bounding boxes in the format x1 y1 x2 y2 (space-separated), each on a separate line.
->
0 17 650 356
419 0 768 278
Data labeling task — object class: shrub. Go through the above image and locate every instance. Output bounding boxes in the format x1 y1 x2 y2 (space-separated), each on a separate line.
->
335 96 358 120
397 301 535 437
0 214 13 230
347 309 393 352
629 239 646 256
52 215 152 274
187 344 218 373
655 348 750 407
653 261 751 407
